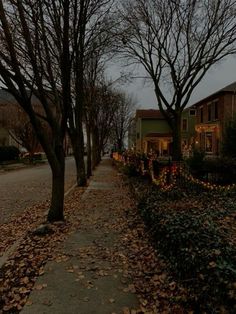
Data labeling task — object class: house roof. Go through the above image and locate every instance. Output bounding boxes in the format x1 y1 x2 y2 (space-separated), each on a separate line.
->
135 109 165 119
0 89 47 106
0 89 20 106
193 81 236 107
219 81 236 92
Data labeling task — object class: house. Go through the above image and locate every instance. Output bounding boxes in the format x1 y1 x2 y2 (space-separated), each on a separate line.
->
193 81 236 155
0 89 44 150
0 89 72 155
130 107 196 157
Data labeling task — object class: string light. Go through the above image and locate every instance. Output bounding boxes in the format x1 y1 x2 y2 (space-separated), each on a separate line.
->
114 153 236 192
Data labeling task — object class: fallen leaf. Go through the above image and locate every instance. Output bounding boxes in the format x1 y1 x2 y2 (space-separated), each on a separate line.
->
123 307 130 314
83 297 89 302
34 283 47 290
42 299 52 306
25 300 33 306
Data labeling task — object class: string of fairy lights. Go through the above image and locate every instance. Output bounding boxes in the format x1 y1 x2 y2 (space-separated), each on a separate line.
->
114 153 236 192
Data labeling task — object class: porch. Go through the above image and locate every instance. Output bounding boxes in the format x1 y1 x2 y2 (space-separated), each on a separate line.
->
143 133 173 157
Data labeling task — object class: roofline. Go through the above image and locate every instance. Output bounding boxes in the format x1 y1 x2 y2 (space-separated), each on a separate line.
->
192 82 236 107
192 91 229 107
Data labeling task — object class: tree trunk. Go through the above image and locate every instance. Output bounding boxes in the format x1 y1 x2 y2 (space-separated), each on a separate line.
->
70 131 87 186
86 123 92 178
92 127 100 168
117 138 123 152
47 144 65 222
171 113 182 161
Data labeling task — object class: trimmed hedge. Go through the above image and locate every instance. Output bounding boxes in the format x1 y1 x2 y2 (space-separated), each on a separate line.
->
130 176 236 313
187 154 236 184
0 146 20 163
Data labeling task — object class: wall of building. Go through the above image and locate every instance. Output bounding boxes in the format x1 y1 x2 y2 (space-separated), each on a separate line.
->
0 128 9 146
141 119 171 136
182 109 196 143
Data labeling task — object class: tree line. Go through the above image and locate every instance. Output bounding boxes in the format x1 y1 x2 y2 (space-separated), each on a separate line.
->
0 0 135 222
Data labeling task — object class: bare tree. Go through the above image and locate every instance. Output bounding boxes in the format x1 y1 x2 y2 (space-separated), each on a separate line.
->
0 0 72 221
84 52 104 177
116 0 236 160
67 0 115 184
87 82 118 167
84 37 113 176
110 91 136 151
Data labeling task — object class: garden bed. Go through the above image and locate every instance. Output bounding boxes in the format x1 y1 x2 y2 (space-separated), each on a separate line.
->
125 171 236 313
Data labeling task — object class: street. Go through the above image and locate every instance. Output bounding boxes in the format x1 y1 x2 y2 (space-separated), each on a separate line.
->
0 157 77 224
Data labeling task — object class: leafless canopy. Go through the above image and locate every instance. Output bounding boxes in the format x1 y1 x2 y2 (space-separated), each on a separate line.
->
110 91 136 151
117 0 236 114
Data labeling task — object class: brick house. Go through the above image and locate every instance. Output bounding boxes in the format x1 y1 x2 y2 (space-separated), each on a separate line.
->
0 90 44 150
129 107 196 157
0 89 72 155
193 81 236 156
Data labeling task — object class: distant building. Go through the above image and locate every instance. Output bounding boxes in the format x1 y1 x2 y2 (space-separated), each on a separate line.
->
0 89 43 148
0 89 72 155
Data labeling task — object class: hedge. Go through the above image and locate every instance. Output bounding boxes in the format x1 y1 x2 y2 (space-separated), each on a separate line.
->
0 146 20 163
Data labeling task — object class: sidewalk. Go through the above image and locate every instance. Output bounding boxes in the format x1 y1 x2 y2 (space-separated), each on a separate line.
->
21 157 139 314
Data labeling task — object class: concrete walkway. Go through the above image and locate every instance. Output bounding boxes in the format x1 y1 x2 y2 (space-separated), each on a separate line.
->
21 158 139 314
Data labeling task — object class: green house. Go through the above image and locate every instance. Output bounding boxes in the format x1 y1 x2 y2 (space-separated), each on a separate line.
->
129 108 196 157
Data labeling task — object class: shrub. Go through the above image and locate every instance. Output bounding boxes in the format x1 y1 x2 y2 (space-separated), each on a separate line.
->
203 157 236 184
186 148 205 173
0 146 20 163
222 117 236 158
133 179 236 313
122 163 138 177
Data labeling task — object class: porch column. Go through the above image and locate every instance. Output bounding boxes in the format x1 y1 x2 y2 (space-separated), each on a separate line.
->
159 140 162 156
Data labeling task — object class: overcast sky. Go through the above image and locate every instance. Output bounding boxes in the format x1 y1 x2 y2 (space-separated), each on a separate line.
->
108 55 236 111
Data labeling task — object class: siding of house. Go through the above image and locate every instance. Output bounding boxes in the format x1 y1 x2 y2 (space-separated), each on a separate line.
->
0 128 9 146
194 82 236 155
142 119 172 136
182 108 196 140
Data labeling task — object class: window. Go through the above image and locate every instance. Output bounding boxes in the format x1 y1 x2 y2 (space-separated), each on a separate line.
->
205 132 213 153
200 107 203 123
212 101 219 120
189 109 196 116
200 132 205 151
207 104 211 121
182 118 188 131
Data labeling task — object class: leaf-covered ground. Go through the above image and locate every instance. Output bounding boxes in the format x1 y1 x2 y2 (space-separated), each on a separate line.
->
0 161 190 314
0 187 85 313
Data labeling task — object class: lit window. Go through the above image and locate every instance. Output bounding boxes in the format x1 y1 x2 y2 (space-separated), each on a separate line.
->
205 132 213 153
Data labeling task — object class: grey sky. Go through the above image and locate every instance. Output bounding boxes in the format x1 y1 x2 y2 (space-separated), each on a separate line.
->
108 55 236 110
